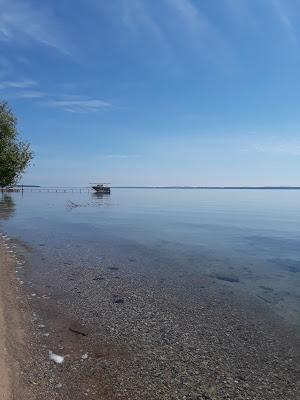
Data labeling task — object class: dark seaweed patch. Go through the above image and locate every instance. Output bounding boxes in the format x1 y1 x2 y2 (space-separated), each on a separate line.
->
269 258 300 273
215 274 240 283
259 285 274 292
245 236 300 252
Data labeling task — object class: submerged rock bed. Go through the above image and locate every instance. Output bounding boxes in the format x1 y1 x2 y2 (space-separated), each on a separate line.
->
7 240 298 400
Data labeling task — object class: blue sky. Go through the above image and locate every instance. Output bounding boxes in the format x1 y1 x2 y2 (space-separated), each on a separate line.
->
0 0 300 186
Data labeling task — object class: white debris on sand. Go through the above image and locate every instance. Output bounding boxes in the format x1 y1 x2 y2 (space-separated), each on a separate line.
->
81 353 88 360
49 351 64 364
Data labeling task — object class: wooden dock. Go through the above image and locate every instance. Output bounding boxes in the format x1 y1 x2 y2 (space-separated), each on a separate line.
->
22 187 92 193
1 187 92 193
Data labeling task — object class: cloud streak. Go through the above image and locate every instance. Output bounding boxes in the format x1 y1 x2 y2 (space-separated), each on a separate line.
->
16 90 46 99
0 79 37 89
271 0 297 44
227 0 297 45
0 78 112 112
0 0 69 54
101 154 141 159
253 141 300 156
121 0 165 40
49 99 112 113
116 0 236 69
166 0 207 32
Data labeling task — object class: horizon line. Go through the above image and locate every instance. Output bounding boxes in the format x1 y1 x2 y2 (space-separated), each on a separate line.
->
17 185 300 190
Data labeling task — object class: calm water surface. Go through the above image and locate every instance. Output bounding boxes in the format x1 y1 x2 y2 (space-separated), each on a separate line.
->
1 189 300 326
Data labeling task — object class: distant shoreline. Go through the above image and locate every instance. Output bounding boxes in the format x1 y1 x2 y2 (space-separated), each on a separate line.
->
10 186 300 193
113 186 300 190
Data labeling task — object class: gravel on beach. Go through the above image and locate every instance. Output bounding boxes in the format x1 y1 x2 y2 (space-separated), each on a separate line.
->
0 234 299 400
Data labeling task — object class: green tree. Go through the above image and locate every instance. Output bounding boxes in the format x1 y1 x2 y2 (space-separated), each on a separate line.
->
0 101 33 187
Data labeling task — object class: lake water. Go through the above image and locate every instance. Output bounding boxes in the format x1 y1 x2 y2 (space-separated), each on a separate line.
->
1 188 300 327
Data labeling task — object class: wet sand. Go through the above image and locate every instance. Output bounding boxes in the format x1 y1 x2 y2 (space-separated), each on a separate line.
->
0 287 12 400
0 233 300 400
0 237 35 399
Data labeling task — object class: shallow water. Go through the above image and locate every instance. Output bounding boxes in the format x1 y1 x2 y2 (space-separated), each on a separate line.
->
1 188 300 326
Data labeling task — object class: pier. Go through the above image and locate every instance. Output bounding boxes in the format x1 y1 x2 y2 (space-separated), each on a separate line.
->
1 186 92 193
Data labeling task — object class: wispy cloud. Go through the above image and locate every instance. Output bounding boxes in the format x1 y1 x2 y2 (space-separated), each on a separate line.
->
112 0 235 68
0 79 46 99
167 0 236 68
121 0 165 40
252 141 300 156
0 79 37 89
120 0 210 38
224 0 298 49
166 0 207 32
49 99 112 113
15 90 46 99
0 56 14 78
177 112 203 121
0 0 69 54
101 154 141 159
225 0 260 30
0 77 112 112
271 0 297 44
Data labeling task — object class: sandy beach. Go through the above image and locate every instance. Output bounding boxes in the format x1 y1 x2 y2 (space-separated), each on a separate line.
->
0 236 46 400
0 229 299 400
0 237 33 399
0 283 12 400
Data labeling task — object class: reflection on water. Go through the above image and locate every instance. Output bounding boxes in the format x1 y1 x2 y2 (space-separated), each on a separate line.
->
91 192 111 202
66 192 112 210
0 193 16 220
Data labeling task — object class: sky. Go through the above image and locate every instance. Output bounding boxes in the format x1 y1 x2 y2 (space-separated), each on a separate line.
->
0 0 300 186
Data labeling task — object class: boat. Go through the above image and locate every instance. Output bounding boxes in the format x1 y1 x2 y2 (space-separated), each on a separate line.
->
89 183 111 194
